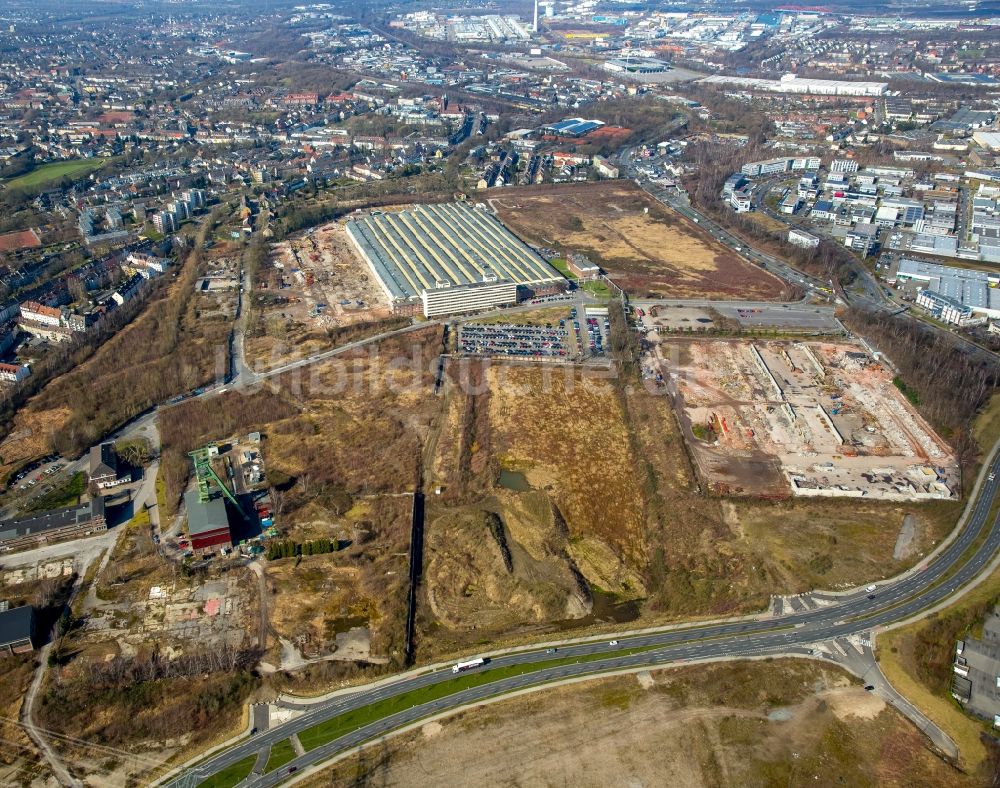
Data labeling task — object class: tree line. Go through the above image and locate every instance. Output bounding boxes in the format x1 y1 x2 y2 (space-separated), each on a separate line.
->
265 538 339 560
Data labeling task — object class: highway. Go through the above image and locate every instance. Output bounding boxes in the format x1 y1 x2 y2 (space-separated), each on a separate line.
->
617 147 832 296
167 446 1000 787
619 150 1000 366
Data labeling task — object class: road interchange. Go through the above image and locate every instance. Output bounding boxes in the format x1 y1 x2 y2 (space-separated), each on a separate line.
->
167 444 1000 787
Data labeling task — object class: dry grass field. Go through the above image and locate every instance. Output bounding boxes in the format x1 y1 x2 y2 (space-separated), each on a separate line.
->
265 495 413 663
491 182 789 300
423 493 591 636
487 365 647 590
303 659 972 788
419 362 968 650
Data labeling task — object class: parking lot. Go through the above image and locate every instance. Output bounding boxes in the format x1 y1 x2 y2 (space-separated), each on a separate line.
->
458 306 611 360
460 323 571 359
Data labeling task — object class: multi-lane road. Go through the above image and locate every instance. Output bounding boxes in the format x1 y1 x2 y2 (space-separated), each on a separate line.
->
156 162 1000 787
168 445 1000 786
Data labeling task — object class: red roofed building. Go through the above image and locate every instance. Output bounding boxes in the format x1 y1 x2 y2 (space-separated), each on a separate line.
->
19 301 61 327
0 363 29 383
283 93 320 107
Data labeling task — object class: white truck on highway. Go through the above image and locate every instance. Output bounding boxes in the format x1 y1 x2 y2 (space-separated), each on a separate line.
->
452 657 486 674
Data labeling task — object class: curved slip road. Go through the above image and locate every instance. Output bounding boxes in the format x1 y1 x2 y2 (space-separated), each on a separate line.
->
169 448 1000 787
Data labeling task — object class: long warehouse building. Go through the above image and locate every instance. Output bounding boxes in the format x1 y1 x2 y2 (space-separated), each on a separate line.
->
346 202 563 316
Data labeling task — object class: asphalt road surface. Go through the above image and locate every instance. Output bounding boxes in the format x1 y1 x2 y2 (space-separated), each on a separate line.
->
172 449 1000 787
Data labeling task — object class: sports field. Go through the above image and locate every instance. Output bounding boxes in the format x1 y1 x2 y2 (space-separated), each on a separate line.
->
4 158 107 189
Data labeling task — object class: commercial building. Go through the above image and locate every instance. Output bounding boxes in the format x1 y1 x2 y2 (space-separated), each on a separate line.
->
730 188 753 213
421 278 518 318
543 118 605 137
722 173 747 198
916 290 985 327
699 73 887 97
780 194 801 215
184 489 232 552
346 202 562 316
831 159 859 174
0 605 34 655
788 228 820 248
603 57 671 78
952 609 1000 727
974 131 1000 152
740 156 819 178
567 254 601 279
0 497 106 553
844 224 879 255
894 258 1000 320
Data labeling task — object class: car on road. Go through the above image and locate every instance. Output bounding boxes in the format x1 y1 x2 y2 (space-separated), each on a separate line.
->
867 594 876 600
864 685 875 691
288 766 297 774
865 585 877 593
545 648 557 654
609 640 619 646
989 473 995 481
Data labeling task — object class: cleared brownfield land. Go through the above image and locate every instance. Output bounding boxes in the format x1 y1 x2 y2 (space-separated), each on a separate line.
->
303 660 973 788
492 181 790 300
417 362 958 656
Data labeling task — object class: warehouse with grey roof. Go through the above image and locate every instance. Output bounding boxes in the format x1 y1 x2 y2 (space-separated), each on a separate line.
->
346 202 562 317
892 258 1000 320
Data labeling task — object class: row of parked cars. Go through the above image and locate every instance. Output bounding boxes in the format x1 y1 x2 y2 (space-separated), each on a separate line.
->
459 322 570 358
580 316 609 356
11 455 63 491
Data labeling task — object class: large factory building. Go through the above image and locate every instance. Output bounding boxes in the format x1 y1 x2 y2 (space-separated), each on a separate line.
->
346 202 562 317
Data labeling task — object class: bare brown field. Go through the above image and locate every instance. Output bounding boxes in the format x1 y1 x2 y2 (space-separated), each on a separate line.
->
259 330 443 669
302 659 971 788
420 362 967 649
422 494 591 639
265 496 412 665
246 220 403 371
265 326 443 497
491 181 789 300
661 338 959 501
486 365 647 592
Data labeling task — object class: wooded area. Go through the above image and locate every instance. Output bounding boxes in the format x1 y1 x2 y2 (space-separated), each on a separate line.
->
844 306 997 484
37 645 260 746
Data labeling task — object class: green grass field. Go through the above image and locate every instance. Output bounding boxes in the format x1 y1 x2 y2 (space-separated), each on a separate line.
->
296 644 672 752
196 755 256 788
263 739 297 773
548 258 578 280
4 158 107 189
582 280 611 299
23 472 85 513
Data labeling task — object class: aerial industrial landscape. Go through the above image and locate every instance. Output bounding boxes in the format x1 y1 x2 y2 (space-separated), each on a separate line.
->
1 0 1000 786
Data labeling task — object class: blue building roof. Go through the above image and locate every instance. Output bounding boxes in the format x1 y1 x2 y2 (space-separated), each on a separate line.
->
545 118 605 137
